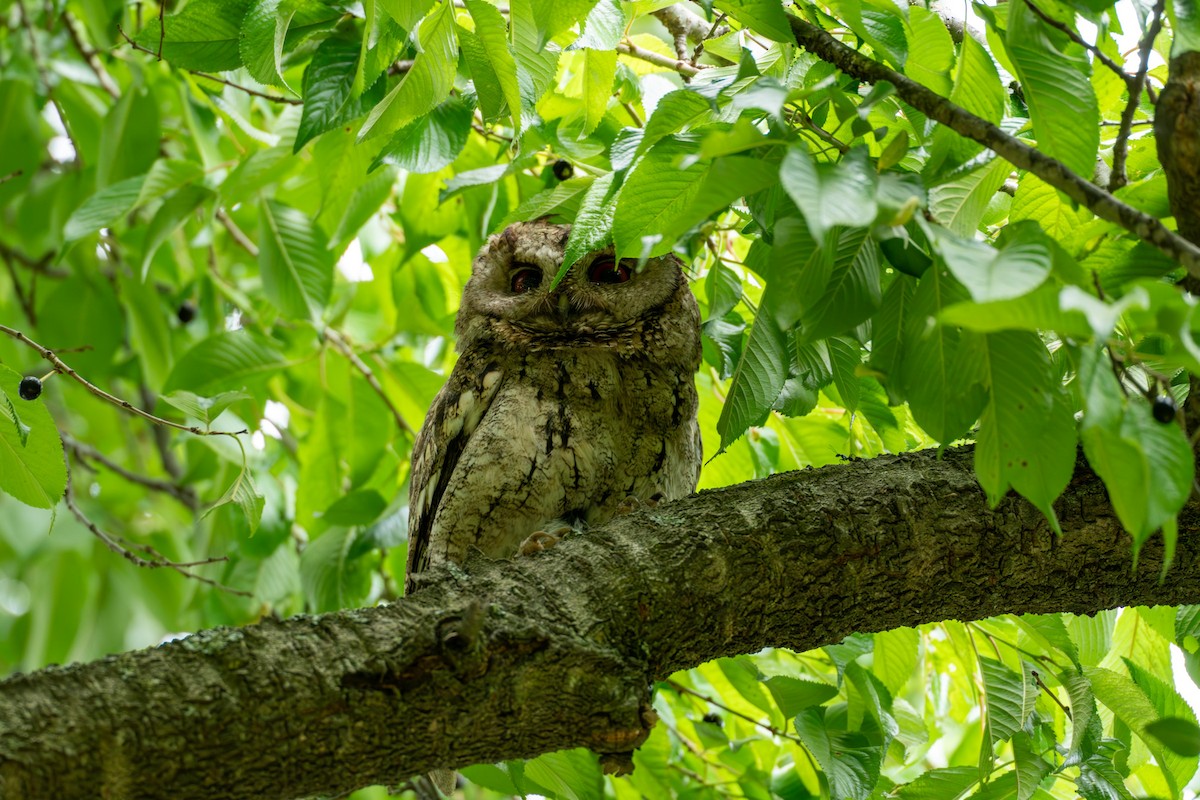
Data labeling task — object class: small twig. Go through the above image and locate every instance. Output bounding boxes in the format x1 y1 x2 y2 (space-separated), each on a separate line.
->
17 0 82 167
1 252 37 325
665 679 804 743
622 101 643 127
616 40 702 78
324 328 413 435
117 26 302 105
190 72 302 104
1100 119 1153 128
789 106 850 154
0 170 23 185
1022 0 1133 90
215 208 260 256
1109 0 1164 191
64 475 249 595
61 12 120 99
692 12 728 66
157 0 165 59
1029 670 1072 718
63 433 197 507
0 324 247 438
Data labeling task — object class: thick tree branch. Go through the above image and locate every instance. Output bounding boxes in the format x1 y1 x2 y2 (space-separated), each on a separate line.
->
2 446 1197 800
785 16 1200 276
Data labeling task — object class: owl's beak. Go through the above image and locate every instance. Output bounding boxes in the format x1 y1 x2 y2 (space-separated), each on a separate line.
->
556 292 571 320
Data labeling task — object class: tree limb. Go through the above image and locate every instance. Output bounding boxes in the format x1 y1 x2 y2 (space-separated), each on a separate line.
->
785 15 1200 276
1 446 1197 800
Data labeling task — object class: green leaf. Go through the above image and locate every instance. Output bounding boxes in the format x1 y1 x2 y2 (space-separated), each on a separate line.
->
140 185 213 280
780 146 878 246
896 266 987 443
522 748 604 800
371 96 473 173
134 0 253 71
940 284 1091 337
119 272 174 391
528 0 600 48
359 1 458 140
872 627 919 697
1011 733 1052 800
979 656 1034 748
164 331 288 395
161 390 253 426
580 48 617 138
576 0 625 49
1145 718 1200 757
0 365 66 509
205 464 265 534
322 489 387 526
1077 346 1194 547
930 225 1051 303
925 34 1005 177
612 139 708 259
97 85 161 190
240 0 340 88
714 0 795 42
1059 669 1100 765
799 227 882 343
511 0 560 110
764 216 827 330
973 331 1076 527
902 8 954 97
464 0 523 131
793 707 880 800
560 172 619 275
377 0 433 29
258 199 334 323
296 38 387 152
716 303 788 454
299 528 372 611
928 156 1011 236
637 90 712 160
64 175 146 241
763 676 838 717
1016 614 1080 667
894 766 979 800
1006 0 1099 177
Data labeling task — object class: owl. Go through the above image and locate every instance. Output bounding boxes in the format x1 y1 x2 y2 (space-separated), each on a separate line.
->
405 220 703 593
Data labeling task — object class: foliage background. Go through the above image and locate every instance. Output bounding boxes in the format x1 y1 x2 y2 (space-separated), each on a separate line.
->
2 0 1200 796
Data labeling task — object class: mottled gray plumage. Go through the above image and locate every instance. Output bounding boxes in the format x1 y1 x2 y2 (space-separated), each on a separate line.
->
405 220 702 593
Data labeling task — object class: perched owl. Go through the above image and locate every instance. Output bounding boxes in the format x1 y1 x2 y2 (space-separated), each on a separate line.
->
405 220 702 593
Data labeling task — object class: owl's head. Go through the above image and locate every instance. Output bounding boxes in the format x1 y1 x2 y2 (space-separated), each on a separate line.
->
456 220 699 357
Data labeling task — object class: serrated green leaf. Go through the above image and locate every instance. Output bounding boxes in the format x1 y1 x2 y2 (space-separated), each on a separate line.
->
296 38 387 152
465 0 523 131
894 766 979 800
928 156 1011 236
1006 0 1099 177
799 227 882 343
793 707 881 800
161 389 253 425
64 174 146 241
714 0 794 42
359 1 458 140
372 96 473 173
377 0 433 29
134 0 252 70
575 0 625 49
164 331 288 395
973 331 1075 526
258 199 334 323
205 464 264 534
580 48 617 137
300 527 372 611
930 225 1051 303
763 676 838 717
612 139 708 259
716 303 787 453
522 748 604 800
979 656 1034 748
780 146 878 246
0 366 65 509
322 489 387 526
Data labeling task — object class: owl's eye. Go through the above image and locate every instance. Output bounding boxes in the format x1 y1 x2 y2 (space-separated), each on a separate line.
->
588 256 633 285
510 266 542 293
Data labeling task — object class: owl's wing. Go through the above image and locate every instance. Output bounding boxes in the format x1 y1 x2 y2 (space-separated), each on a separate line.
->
405 352 504 591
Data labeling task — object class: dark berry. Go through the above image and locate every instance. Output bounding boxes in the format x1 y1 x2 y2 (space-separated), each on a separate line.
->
1152 395 1177 424
702 712 721 726
177 302 196 324
18 376 42 401
551 159 573 181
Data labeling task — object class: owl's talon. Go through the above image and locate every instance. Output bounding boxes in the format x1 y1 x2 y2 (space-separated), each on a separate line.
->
519 526 571 556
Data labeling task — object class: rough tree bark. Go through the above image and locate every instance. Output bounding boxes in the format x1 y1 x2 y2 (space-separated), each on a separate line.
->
1 446 1198 800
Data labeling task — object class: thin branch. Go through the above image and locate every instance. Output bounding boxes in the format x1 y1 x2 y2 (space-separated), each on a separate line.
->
117 26 302 105
622 101 643 127
789 106 849 154
665 680 802 743
0 324 247 438
61 11 121 99
616 40 702 78
324 328 413 435
0 170 23 185
692 12 728 66
1109 0 1164 191
1021 0 1133 91
63 474 249 596
216 208 260 257
1 252 37 326
190 72 302 104
63 433 198 507
786 15 1200 276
